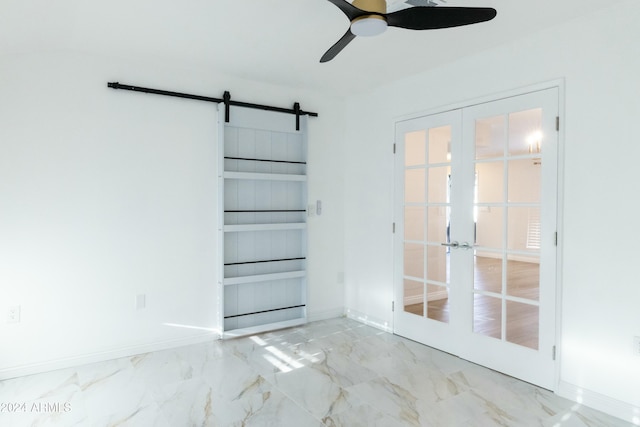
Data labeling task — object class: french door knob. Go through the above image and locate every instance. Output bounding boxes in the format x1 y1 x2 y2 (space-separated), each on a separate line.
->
441 241 474 250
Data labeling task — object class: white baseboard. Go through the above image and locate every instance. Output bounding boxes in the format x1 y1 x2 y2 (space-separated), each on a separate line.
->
307 307 345 323
345 308 393 333
222 318 307 339
557 381 640 425
0 332 217 381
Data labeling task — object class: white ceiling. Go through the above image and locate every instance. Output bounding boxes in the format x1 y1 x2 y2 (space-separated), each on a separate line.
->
0 0 626 96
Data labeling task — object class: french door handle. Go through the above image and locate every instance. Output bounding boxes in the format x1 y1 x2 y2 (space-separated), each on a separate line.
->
458 242 474 250
441 241 474 250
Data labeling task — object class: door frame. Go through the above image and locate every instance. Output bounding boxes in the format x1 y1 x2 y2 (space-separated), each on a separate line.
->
391 80 566 391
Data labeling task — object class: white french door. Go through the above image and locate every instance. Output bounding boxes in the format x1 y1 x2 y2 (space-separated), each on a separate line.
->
393 88 559 389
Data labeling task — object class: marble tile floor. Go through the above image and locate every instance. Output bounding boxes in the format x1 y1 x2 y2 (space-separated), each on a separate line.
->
0 317 634 427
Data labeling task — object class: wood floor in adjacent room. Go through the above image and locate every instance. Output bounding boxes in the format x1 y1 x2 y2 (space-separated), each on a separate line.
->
405 256 540 350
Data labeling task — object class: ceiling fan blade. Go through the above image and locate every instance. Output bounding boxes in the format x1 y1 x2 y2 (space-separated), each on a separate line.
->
320 29 357 63
386 7 497 30
325 0 369 21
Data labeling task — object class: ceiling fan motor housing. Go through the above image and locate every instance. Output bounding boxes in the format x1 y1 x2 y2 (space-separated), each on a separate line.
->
351 0 388 36
352 0 386 14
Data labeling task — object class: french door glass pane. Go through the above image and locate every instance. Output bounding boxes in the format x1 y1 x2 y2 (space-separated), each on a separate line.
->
474 255 502 293
473 108 545 348
507 207 541 252
427 245 448 283
506 301 539 350
404 279 424 317
476 207 504 248
427 284 449 323
405 169 425 203
508 159 541 203
405 206 425 242
506 257 540 300
475 115 505 159
476 162 504 203
405 130 426 166
404 243 424 279
427 167 449 203
508 108 542 156
474 294 502 340
426 207 447 243
428 126 451 164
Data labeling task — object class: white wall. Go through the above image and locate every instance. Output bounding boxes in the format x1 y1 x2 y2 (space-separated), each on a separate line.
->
0 52 345 377
343 0 640 421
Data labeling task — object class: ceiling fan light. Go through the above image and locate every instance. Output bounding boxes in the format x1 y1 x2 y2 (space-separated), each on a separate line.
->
351 16 388 37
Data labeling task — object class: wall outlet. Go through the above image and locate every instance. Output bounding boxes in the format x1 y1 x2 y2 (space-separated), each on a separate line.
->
634 336 640 356
7 305 21 324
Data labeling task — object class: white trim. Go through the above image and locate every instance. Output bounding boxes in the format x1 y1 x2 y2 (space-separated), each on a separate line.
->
553 79 566 393
307 307 345 323
346 308 393 333
216 105 226 347
222 318 306 339
557 381 640 425
394 78 566 125
0 332 218 381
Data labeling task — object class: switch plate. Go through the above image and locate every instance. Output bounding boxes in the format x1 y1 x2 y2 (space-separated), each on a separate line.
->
307 204 315 217
7 305 20 324
634 336 640 356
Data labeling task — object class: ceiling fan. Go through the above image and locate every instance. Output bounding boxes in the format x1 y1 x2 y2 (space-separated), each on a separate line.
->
320 0 497 62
